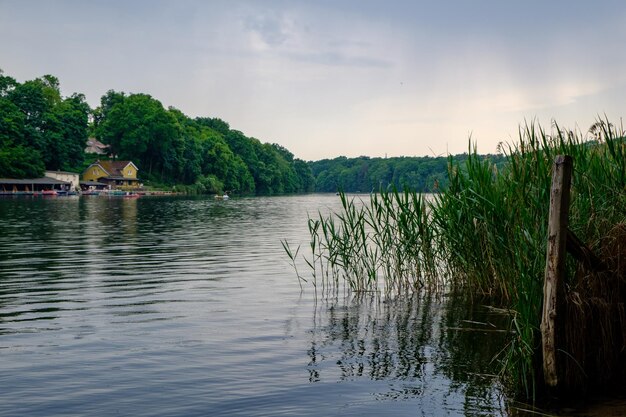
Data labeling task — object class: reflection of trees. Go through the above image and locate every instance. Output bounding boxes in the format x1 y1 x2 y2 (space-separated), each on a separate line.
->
306 293 509 411
0 198 84 328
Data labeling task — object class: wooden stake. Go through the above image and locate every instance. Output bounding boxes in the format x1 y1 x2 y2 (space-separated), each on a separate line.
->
541 155 573 389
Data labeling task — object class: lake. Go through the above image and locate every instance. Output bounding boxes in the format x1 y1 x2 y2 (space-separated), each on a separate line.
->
0 194 511 416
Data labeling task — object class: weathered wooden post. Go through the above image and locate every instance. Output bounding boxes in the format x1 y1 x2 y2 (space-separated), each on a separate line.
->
541 155 573 388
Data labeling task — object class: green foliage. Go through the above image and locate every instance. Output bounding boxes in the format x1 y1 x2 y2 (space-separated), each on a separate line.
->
95 92 182 180
0 68 313 192
286 187 437 297
92 96 312 195
0 96 25 149
44 93 90 170
288 118 626 399
0 69 89 176
0 144 45 178
432 121 626 398
309 154 506 193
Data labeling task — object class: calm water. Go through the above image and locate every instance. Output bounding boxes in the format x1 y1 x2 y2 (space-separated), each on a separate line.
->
0 194 510 416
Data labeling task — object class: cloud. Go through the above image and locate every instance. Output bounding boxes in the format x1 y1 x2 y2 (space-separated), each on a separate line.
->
237 5 395 70
2 0 626 161
245 12 292 48
283 51 392 69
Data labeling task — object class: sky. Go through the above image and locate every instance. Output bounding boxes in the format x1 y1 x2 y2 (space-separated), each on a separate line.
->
1 0 625 161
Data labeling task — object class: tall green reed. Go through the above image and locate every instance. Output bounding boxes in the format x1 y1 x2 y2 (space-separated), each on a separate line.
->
286 188 439 296
284 117 626 398
433 118 625 397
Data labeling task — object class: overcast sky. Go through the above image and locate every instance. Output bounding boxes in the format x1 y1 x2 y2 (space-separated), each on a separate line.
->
1 0 625 160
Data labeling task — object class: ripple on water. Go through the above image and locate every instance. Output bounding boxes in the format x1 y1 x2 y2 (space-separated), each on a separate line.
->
0 195 509 416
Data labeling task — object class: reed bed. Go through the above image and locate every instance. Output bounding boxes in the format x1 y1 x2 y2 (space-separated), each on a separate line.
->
284 117 626 398
434 119 625 398
283 189 439 296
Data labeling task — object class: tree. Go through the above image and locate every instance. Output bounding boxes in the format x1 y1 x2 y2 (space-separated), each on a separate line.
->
0 145 45 178
293 159 315 192
0 69 313 190
43 93 90 170
8 78 52 154
96 93 182 180
1 72 89 174
0 97 25 149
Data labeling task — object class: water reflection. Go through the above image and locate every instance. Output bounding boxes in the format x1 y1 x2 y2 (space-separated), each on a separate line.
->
305 293 509 415
1 195 514 416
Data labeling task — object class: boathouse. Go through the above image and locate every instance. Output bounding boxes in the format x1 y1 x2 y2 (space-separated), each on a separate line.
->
0 177 71 195
45 170 80 191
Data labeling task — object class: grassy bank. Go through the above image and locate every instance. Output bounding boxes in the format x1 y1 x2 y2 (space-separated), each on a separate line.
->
284 118 626 399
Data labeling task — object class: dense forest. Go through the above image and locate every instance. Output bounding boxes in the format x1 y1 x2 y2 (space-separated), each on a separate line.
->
0 69 315 194
1 69 506 194
92 90 314 194
0 71 89 178
309 154 507 193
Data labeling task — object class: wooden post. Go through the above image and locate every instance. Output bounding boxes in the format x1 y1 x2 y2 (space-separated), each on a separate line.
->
541 155 573 388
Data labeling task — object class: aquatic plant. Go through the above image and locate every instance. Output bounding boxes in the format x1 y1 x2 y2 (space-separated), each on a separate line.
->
437 119 625 398
284 116 626 399
281 188 440 296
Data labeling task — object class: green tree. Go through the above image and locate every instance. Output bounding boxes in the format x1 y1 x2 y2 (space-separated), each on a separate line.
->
293 159 315 192
0 97 25 149
96 93 182 180
9 78 52 154
1 71 88 174
43 93 90 170
0 145 45 178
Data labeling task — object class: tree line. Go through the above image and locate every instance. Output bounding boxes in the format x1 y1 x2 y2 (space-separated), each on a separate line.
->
309 154 507 193
0 69 506 194
92 90 314 194
0 69 314 194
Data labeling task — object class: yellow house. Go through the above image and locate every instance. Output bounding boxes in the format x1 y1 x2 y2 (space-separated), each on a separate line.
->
82 160 140 189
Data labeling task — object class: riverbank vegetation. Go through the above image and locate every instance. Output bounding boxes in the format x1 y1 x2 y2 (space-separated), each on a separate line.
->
286 119 626 400
2 69 507 196
309 153 507 193
0 69 314 195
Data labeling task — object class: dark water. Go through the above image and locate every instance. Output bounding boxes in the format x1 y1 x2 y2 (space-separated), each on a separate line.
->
0 195 510 416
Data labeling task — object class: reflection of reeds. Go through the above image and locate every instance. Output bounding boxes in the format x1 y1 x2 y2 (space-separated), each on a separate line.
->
305 293 508 411
285 117 626 399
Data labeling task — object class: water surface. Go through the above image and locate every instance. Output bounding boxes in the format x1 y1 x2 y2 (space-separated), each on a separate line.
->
0 195 509 416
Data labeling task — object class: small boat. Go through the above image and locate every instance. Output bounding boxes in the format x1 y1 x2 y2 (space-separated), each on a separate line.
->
214 194 229 200
99 189 140 198
102 189 126 196
42 190 58 196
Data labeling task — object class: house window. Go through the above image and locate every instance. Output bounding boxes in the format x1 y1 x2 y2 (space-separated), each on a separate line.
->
128 170 132 175
93 169 97 175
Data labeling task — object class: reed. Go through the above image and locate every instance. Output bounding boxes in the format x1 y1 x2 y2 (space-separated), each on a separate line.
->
282 188 440 296
284 117 626 398
434 118 625 397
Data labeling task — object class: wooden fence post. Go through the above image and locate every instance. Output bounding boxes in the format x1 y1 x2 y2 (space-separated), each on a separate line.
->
541 155 573 388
